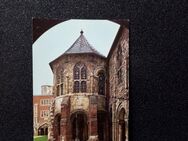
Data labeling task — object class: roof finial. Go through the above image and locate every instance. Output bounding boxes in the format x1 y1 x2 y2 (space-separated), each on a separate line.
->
80 29 83 35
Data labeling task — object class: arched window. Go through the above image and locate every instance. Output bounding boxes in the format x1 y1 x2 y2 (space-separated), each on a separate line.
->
60 70 64 83
56 86 60 96
56 74 60 84
81 66 87 79
56 68 64 96
73 63 87 93
81 81 87 92
60 83 63 95
118 68 123 84
60 69 64 95
74 65 80 79
98 71 105 95
74 81 79 93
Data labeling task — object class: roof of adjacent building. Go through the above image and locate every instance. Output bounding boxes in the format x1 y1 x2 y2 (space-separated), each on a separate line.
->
50 30 106 66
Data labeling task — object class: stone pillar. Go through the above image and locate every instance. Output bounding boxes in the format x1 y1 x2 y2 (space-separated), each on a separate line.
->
88 96 98 141
115 117 118 140
125 100 129 141
61 97 70 141
112 103 116 141
48 102 55 141
66 75 69 94
125 120 128 141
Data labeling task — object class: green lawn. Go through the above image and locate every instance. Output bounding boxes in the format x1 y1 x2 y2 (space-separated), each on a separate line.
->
34 135 48 141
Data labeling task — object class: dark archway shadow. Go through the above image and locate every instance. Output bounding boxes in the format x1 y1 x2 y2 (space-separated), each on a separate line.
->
119 108 126 141
54 114 61 141
38 123 48 136
97 111 106 141
70 111 88 141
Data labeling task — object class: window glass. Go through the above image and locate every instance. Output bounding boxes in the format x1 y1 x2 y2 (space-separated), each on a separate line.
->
81 81 87 92
98 71 105 95
74 81 79 93
73 63 87 93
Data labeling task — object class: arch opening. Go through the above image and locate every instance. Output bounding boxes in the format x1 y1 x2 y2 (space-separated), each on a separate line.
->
97 111 106 141
54 114 61 141
118 108 126 141
98 70 105 95
70 111 88 141
38 123 48 136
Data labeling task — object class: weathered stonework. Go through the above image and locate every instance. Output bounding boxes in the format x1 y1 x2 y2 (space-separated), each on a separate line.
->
48 53 107 141
108 25 129 141
52 54 106 95
48 24 129 141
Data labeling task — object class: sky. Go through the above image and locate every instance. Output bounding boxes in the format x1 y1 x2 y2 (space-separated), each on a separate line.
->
33 19 120 95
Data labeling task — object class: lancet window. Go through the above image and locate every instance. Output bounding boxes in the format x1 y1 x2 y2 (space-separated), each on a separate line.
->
73 63 87 93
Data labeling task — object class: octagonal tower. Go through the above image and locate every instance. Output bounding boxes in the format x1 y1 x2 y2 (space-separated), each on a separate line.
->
48 31 108 141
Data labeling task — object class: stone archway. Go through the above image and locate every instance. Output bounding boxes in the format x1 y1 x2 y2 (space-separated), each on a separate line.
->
54 114 61 141
38 123 48 136
97 111 106 141
33 19 128 43
118 108 126 141
70 111 88 141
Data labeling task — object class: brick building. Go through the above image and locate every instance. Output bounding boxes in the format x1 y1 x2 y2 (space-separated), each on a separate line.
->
33 85 54 136
48 22 129 141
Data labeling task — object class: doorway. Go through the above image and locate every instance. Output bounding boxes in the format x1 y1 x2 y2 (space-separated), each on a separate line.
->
71 111 88 141
97 111 106 141
119 108 126 141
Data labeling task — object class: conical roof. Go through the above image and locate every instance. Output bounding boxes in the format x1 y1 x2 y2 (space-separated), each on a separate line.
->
50 31 106 69
63 30 105 57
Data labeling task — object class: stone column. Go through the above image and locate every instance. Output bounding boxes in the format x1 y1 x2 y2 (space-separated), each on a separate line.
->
115 117 119 141
125 100 129 141
88 96 98 141
112 104 116 141
61 97 70 141
125 120 128 141
48 102 55 141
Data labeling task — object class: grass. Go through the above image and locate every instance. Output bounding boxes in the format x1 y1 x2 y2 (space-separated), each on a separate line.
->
34 135 48 141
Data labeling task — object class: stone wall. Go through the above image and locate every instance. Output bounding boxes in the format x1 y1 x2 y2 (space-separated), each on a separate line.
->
51 54 106 96
108 25 129 141
49 54 108 141
48 24 129 141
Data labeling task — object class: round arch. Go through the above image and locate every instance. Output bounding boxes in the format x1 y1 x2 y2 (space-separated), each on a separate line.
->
93 66 106 78
97 110 107 141
70 110 88 141
33 19 129 43
117 107 127 141
38 122 48 136
53 113 61 141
